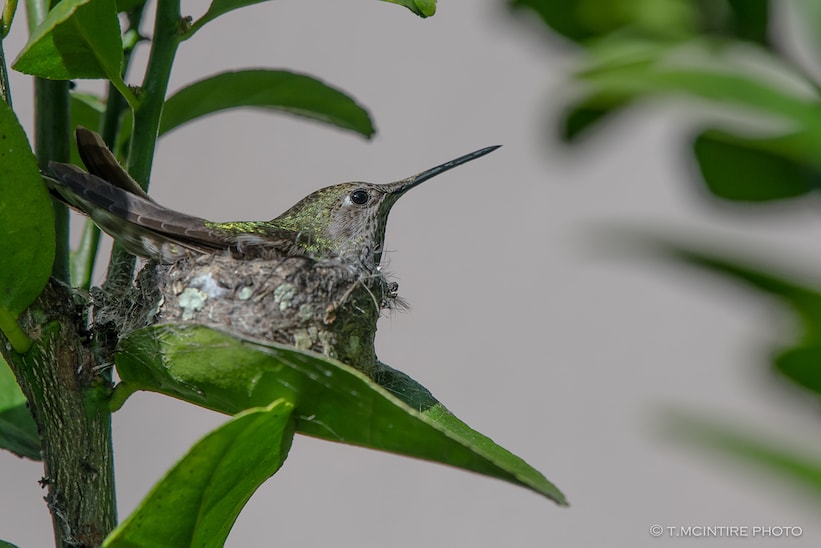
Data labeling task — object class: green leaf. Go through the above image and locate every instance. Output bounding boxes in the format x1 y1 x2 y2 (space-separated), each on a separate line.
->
381 0 436 17
185 0 271 37
560 91 633 142
631 236 821 394
577 39 821 136
69 91 105 128
509 0 597 43
187 0 434 37
116 0 146 12
0 356 40 460
665 413 821 499
509 0 698 43
0 540 20 548
774 346 821 395
726 0 769 45
104 400 294 548
1 0 17 38
159 70 374 138
0 100 54 352
115 325 567 504
12 0 134 105
642 240 821 334
693 129 821 202
509 0 766 44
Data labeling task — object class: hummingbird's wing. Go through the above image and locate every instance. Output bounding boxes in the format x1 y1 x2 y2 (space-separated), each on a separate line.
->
74 127 154 201
47 127 309 262
48 162 240 262
48 162 300 262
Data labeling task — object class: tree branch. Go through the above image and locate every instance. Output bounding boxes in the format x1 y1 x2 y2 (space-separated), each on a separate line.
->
2 281 117 547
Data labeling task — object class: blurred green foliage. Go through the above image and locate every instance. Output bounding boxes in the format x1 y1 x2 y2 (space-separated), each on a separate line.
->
509 0 821 498
510 0 821 204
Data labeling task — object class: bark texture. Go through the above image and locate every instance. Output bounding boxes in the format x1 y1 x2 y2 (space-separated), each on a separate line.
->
2 281 116 548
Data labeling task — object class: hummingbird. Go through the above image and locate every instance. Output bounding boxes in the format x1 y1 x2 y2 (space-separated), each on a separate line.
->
47 128 499 272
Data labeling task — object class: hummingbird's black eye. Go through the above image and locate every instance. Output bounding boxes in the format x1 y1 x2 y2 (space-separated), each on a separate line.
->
350 189 370 205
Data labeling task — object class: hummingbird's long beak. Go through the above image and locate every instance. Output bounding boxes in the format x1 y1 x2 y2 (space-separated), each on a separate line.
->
386 145 501 195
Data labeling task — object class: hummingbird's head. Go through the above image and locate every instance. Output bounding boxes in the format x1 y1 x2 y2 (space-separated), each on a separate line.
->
272 146 500 269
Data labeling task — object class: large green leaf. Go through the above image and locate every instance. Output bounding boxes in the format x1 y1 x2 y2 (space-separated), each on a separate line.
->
693 129 821 202
12 0 133 104
0 356 40 460
104 400 294 548
0 100 54 353
159 70 374 138
114 325 566 504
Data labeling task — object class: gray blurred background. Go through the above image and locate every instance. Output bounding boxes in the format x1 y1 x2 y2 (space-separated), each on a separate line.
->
3 0 821 546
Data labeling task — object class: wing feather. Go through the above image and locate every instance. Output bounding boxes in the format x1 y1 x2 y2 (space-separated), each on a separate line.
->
75 127 153 201
48 162 232 257
48 162 300 261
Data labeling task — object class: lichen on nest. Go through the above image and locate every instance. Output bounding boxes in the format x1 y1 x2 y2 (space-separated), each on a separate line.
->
92 254 400 377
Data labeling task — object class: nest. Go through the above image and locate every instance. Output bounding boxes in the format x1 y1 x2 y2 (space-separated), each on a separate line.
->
93 254 400 377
